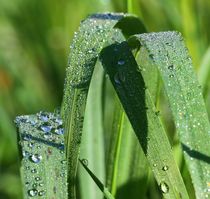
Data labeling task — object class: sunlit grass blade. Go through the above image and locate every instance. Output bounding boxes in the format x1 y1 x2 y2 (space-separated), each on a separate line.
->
100 41 189 199
130 32 210 199
78 63 105 199
198 46 210 97
79 159 115 199
181 0 204 67
61 13 146 199
15 112 67 199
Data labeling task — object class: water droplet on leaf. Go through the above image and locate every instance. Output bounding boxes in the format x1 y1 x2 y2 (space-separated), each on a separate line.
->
160 182 169 193
30 154 42 163
28 189 38 197
40 125 52 133
81 158 88 166
162 165 169 171
38 190 45 196
168 65 174 70
117 60 125 65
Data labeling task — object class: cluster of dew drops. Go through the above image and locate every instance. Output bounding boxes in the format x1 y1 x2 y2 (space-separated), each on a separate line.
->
15 111 66 197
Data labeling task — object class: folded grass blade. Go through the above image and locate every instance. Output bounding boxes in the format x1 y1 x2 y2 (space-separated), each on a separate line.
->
100 41 189 199
61 13 146 199
15 112 67 199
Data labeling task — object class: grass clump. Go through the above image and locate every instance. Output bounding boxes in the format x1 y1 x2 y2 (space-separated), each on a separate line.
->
15 12 210 199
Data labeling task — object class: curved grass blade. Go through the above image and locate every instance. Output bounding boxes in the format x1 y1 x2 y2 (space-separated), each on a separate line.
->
15 112 67 199
61 13 146 199
78 63 105 199
129 32 210 199
79 159 115 199
100 41 189 199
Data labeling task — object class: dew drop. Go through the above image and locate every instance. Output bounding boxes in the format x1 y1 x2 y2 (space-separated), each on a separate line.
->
28 142 35 148
55 128 64 135
160 182 169 193
35 177 41 181
114 73 121 84
168 65 174 70
23 151 30 158
31 169 37 173
61 160 67 164
38 190 45 196
149 54 154 59
60 172 65 177
38 112 49 122
162 165 169 171
28 189 38 197
169 74 174 78
81 159 88 166
117 59 125 65
40 125 52 133
153 163 157 167
23 134 32 141
32 183 38 188
30 154 42 163
55 118 63 126
25 182 30 186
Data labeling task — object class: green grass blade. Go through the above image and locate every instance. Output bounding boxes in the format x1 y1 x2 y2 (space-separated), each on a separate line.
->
61 13 146 199
198 46 210 97
130 32 210 199
15 112 67 199
79 159 115 199
100 41 189 199
106 100 149 198
78 63 105 199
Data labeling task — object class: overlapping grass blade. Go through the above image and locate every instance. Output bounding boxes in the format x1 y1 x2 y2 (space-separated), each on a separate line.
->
100 41 189 199
79 159 115 199
61 13 146 199
15 112 67 199
129 32 210 199
78 63 105 199
106 100 149 198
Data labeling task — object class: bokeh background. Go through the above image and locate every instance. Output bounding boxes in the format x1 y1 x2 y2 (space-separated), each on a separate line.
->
1 0 210 198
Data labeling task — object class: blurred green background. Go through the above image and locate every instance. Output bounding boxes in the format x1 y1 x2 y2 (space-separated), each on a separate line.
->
1 0 210 198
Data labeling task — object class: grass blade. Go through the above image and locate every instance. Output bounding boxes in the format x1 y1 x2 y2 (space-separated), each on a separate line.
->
129 32 210 199
61 13 146 199
78 63 105 199
100 41 189 199
15 112 67 199
106 100 149 198
79 159 115 199
198 46 210 97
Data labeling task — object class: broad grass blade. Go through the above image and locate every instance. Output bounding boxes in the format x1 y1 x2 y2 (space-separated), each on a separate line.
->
61 13 146 199
15 112 67 199
100 41 189 199
78 63 105 199
130 32 210 199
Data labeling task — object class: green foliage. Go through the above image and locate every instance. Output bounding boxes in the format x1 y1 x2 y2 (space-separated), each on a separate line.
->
1 0 210 199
